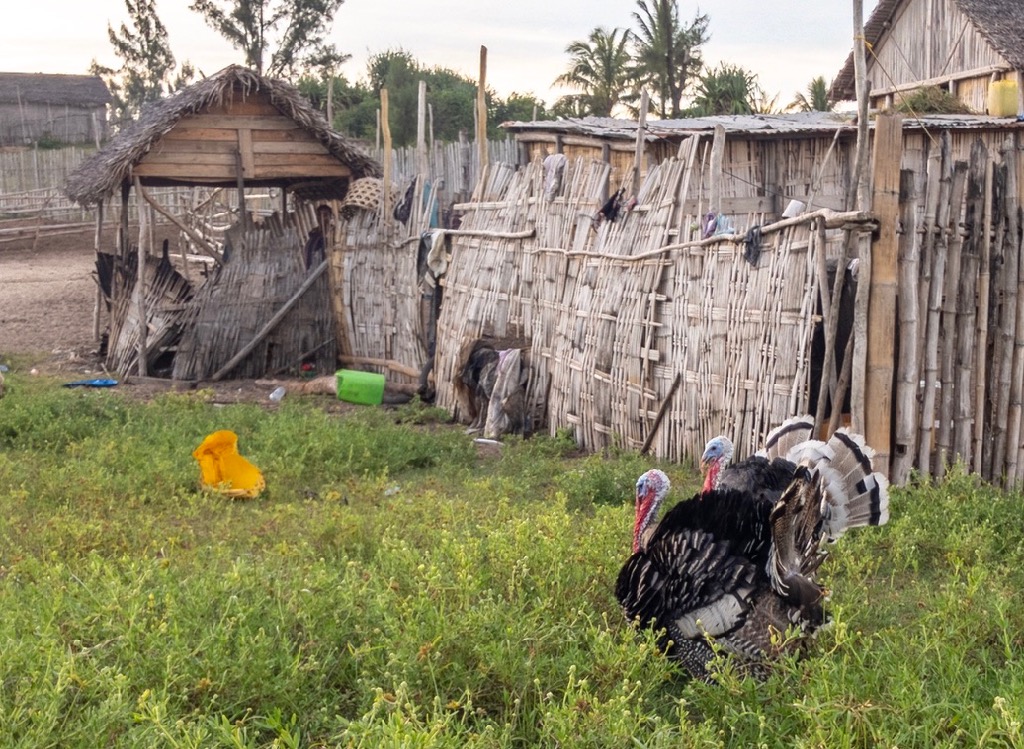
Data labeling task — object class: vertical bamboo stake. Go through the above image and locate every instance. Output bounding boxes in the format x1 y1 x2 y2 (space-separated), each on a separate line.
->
709 124 725 214
953 140 987 466
973 157 994 474
381 88 393 231
992 138 1017 480
477 46 488 175
915 146 944 370
851 0 871 211
918 132 954 475
632 90 650 195
416 80 428 179
851 229 870 435
92 200 105 343
865 113 902 475
133 177 149 377
935 161 968 473
891 169 920 485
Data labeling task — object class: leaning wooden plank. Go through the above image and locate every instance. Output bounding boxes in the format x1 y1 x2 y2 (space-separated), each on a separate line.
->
210 259 329 381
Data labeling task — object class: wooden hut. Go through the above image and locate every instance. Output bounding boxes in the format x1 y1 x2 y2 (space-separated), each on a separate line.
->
829 0 1024 116
0 72 110 146
63 65 381 381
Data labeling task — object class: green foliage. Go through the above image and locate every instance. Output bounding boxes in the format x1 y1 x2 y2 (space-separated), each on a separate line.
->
90 0 195 130
188 0 345 78
689 63 762 116
2 369 1024 746
553 26 635 118
893 86 975 115
789 75 834 113
631 0 710 118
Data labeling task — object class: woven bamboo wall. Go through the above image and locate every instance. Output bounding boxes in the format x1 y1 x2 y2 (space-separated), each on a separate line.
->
433 150 848 462
891 127 1024 487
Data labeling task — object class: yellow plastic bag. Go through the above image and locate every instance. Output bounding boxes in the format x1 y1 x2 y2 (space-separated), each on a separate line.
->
192 430 265 499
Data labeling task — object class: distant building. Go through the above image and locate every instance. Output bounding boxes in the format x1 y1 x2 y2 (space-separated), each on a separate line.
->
830 0 1024 116
0 72 111 146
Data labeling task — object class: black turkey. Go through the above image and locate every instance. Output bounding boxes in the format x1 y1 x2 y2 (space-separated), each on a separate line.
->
615 467 832 682
700 415 889 540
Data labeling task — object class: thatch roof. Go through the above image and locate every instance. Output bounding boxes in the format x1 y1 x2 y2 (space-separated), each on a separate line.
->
0 72 110 107
64 65 381 206
831 0 1024 100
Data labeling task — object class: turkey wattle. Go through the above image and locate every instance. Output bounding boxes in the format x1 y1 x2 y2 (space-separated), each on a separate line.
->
700 415 890 540
615 467 833 682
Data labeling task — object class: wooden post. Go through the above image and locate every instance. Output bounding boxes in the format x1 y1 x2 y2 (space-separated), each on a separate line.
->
992 138 1018 480
92 200 105 343
631 89 649 195
851 0 871 211
709 124 725 213
381 88 393 229
864 114 902 475
476 46 488 175
416 80 429 179
133 177 149 377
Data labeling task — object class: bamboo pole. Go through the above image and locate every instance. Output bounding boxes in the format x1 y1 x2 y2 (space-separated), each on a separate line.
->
992 138 1018 480
476 46 488 175
851 0 871 212
891 169 920 486
92 200 105 343
864 113 902 475
973 157 994 474
916 146 945 370
984 159 1009 479
381 88 393 231
133 177 149 377
935 161 968 474
953 140 987 467
709 124 725 214
1006 141 1024 483
632 90 649 195
918 133 954 475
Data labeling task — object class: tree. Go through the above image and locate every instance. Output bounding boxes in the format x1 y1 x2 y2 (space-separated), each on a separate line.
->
90 0 195 131
788 76 833 112
553 27 634 117
188 0 344 78
689 64 760 116
630 0 709 118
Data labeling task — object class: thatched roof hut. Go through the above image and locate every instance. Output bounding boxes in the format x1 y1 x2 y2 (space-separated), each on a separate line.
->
64 65 380 206
0 72 110 146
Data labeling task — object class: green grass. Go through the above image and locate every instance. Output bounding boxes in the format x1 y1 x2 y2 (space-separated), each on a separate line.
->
1 366 1023 747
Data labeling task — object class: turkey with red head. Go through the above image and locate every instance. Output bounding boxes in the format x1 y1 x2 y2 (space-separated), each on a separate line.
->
700 415 890 541
615 466 831 682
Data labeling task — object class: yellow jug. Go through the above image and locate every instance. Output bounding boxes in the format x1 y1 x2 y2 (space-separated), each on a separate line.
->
192 430 265 499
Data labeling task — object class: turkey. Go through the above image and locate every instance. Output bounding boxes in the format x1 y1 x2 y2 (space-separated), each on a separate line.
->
700 415 890 540
615 467 831 682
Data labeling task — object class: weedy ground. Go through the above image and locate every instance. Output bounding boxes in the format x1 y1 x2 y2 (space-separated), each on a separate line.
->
0 361 1022 748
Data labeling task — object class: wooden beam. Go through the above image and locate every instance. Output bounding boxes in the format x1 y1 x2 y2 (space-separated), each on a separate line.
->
865 113 903 476
477 46 488 173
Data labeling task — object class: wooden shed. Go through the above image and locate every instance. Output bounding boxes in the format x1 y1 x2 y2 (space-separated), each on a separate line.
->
63 65 381 382
829 0 1024 116
0 72 110 146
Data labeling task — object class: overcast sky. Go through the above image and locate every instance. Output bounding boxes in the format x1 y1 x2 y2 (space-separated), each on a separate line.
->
0 0 879 108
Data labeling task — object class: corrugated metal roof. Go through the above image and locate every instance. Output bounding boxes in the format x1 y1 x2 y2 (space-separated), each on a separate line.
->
502 112 1023 142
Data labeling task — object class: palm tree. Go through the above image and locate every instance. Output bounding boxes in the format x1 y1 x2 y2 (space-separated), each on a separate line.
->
690 64 759 116
553 27 634 118
789 76 833 112
631 0 710 118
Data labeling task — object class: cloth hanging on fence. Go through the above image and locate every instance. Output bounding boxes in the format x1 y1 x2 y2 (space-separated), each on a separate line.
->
597 188 625 222
393 177 417 223
543 153 568 201
743 225 764 267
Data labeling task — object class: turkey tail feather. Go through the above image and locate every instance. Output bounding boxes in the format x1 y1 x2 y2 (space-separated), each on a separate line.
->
816 429 890 538
759 414 816 459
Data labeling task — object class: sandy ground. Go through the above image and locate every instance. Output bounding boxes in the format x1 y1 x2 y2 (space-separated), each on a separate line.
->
0 224 99 367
